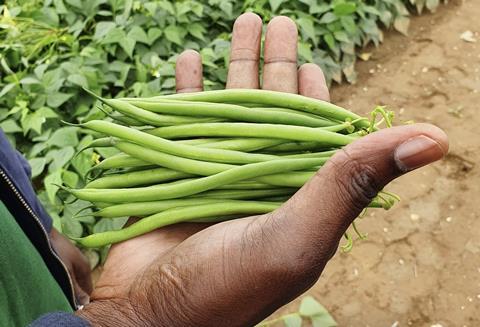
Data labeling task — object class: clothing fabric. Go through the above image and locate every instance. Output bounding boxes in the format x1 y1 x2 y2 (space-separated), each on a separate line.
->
0 200 72 326
0 130 52 232
29 312 90 327
0 129 91 325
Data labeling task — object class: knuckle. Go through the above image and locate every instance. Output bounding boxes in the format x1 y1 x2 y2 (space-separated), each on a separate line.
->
329 149 380 212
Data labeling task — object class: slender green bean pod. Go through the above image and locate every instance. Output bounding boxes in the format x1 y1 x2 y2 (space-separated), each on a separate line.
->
115 141 320 187
89 153 149 171
85 168 192 188
260 141 332 153
193 188 296 200
78 120 296 164
76 201 282 247
110 114 145 126
89 198 269 218
146 122 356 143
65 157 325 203
147 89 369 128
88 91 223 127
128 100 336 127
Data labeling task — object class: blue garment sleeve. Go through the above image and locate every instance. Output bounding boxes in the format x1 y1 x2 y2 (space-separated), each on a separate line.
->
0 129 52 232
29 312 90 327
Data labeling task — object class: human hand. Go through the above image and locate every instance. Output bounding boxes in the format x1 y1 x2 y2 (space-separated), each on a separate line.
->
50 227 92 306
76 13 448 326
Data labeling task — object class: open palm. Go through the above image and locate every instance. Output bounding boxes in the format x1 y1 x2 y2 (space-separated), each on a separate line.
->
78 14 448 327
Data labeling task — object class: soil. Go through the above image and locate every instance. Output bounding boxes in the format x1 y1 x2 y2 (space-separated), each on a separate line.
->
273 1 480 326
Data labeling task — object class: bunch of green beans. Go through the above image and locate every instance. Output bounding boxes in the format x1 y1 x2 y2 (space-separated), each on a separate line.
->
65 89 397 248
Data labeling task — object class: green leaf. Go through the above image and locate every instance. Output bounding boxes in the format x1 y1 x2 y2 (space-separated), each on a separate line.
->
299 296 337 326
393 16 410 35
119 37 136 58
94 21 116 40
93 217 129 233
426 0 439 12
46 92 73 107
0 119 22 133
71 151 93 179
157 1 175 15
147 27 163 45
164 25 184 46
48 147 75 171
62 170 79 188
61 214 83 238
297 17 317 44
333 2 357 16
21 111 46 135
0 83 16 98
42 69 64 92
128 26 149 44
283 314 302 327
269 0 285 12
101 27 126 44
48 127 79 148
333 31 350 43
67 74 88 88
188 23 206 41
29 158 47 178
324 33 337 52
311 314 337 327
37 107 59 119
53 0 68 14
319 12 338 24
20 77 41 85
298 42 314 62
299 296 327 317
44 170 63 204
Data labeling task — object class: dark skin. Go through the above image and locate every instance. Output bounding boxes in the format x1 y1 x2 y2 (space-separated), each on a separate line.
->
58 13 448 326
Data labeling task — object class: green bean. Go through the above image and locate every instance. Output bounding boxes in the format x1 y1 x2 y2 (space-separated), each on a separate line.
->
90 198 270 218
76 201 282 247
193 188 296 200
85 168 192 188
88 91 224 127
254 107 341 123
156 89 369 128
110 114 145 126
87 138 292 175
260 142 332 153
115 141 320 187
283 150 337 158
78 120 293 164
128 100 336 127
199 138 285 151
65 157 325 203
146 122 355 144
90 153 150 171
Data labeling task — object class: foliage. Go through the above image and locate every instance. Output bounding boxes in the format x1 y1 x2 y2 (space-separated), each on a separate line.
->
0 0 442 260
257 296 337 327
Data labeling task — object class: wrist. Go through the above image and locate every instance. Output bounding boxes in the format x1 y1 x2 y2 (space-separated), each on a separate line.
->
75 299 148 326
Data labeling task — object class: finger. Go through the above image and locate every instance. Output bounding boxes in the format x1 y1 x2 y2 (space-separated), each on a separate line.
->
226 13 263 89
298 63 330 101
270 123 448 263
175 50 203 93
262 16 298 93
73 250 93 296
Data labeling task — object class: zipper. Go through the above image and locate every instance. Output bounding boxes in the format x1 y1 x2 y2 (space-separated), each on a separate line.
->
0 168 78 308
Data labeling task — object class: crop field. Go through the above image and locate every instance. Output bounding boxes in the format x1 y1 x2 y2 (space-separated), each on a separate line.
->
1 0 479 326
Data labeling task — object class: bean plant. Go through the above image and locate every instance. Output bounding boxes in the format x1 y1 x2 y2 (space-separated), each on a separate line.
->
0 0 442 266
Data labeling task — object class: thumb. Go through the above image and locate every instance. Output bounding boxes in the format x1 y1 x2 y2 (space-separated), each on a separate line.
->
273 123 448 262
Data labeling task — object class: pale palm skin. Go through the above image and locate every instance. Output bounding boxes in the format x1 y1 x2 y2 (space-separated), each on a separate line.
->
76 13 448 327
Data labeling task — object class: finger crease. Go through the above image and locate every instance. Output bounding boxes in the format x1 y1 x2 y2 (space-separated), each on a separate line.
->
264 58 297 64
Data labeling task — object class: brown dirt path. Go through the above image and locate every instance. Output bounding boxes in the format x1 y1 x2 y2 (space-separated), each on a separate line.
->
275 1 480 326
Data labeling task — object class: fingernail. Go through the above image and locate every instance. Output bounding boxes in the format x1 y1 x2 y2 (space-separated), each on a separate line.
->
394 135 446 172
